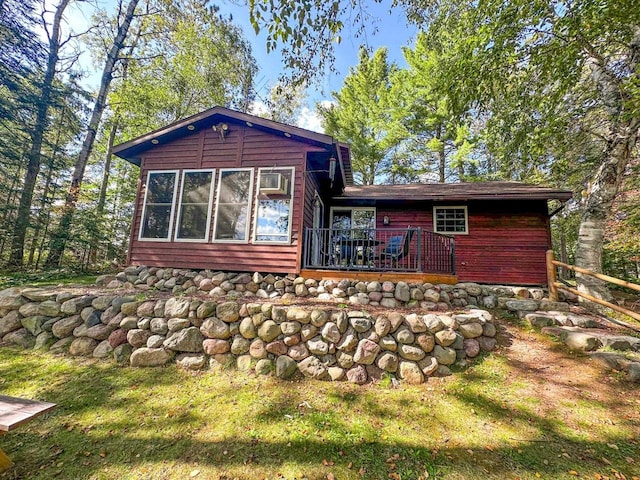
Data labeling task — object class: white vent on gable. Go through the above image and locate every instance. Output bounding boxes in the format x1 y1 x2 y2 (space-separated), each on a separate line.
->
259 173 288 194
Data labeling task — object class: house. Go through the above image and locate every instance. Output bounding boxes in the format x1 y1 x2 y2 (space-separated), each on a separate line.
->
113 107 572 285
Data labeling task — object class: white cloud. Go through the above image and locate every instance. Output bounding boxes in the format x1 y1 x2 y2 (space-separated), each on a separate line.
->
296 100 333 133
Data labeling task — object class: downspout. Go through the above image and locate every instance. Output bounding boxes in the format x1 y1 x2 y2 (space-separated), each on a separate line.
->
334 142 347 193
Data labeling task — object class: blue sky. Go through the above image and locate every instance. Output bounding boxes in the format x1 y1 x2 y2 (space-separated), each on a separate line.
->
58 0 417 131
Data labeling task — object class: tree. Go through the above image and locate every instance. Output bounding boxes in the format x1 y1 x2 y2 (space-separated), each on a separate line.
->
249 0 640 302
318 48 399 185
6 0 72 267
45 0 141 267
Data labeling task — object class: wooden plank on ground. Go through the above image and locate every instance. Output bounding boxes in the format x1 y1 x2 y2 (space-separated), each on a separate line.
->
0 396 56 432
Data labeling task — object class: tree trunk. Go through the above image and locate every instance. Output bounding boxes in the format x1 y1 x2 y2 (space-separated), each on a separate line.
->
6 0 70 268
89 116 119 263
574 29 640 303
44 0 140 268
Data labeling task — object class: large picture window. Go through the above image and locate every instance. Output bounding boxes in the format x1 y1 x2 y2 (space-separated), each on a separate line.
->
139 170 179 240
175 170 214 241
434 206 468 234
213 168 253 242
254 168 294 243
330 207 376 239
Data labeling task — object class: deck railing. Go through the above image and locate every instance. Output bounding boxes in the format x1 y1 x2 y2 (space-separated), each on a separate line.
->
302 227 455 275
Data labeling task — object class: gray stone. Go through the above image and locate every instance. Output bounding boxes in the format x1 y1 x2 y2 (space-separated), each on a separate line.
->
119 316 139 330
483 295 498 309
249 338 267 359
435 329 457 347
176 353 207 370
398 360 424 384
566 314 601 328
280 321 301 336
463 339 481 358
93 340 114 358
380 297 397 308
434 365 452 377
374 316 391 337
18 302 40 317
85 324 114 341
539 300 570 312
353 339 380 365
163 327 204 352
49 336 74 352
628 363 640 383
398 344 426 361
21 315 47 336
458 322 483 339
258 320 280 342
276 355 298 379
300 324 317 341
478 336 497 351
3 328 34 348
395 326 415 344
200 318 230 339
127 329 152 348
336 350 354 368
564 331 601 352
423 289 440 303
111 343 132 363
433 345 457 365
525 313 555 328
424 314 445 333
308 336 329 355
147 334 165 348
321 322 341 343
336 328 358 351
0 293 27 309
149 317 168 334
416 334 435 353
230 335 251 355
418 356 439 376
286 307 311 323
380 335 397 351
52 316 82 338
82 309 102 328
287 343 310 361
73 324 89 337
328 366 345 381
69 337 98 356
213 302 237 322
120 301 141 316
298 356 329 380
482 323 497 337
394 282 411 302
0 310 22 336
405 313 427 333
309 309 328 328
346 364 368 384
164 298 190 318
130 347 174 367
377 352 398 372
239 317 257 339
255 359 273 375
34 331 54 350
203 339 230 355
505 299 539 312
20 288 57 302
92 296 115 310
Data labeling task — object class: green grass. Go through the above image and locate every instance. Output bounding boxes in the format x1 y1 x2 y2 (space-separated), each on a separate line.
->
0 346 638 480
0 270 98 290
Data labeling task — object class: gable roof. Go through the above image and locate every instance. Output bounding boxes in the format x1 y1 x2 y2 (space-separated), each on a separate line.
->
112 106 352 183
336 181 573 201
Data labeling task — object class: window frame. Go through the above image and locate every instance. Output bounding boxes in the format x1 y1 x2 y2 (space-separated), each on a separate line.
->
252 167 296 245
329 207 377 231
433 205 469 235
212 167 255 243
138 169 180 242
173 168 215 243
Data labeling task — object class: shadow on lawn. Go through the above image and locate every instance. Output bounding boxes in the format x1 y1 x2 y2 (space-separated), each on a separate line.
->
0 344 639 480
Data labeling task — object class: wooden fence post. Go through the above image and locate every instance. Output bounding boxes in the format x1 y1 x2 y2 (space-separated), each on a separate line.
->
546 249 558 302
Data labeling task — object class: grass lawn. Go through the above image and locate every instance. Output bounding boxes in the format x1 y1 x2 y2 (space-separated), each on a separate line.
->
0 271 98 290
0 319 638 480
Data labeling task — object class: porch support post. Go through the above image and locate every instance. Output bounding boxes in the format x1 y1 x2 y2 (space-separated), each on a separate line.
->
416 227 422 272
547 249 559 302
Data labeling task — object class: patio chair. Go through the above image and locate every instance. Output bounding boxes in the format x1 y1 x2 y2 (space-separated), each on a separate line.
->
380 228 415 269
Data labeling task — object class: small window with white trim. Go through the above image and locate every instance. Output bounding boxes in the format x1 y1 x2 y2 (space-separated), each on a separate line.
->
174 169 215 241
213 168 254 242
253 167 294 243
434 206 468 234
139 170 179 240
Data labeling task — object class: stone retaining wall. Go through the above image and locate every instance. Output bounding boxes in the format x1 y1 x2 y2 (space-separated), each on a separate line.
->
1 285 500 385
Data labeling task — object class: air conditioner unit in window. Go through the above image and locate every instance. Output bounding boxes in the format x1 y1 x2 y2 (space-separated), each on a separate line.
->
259 173 288 194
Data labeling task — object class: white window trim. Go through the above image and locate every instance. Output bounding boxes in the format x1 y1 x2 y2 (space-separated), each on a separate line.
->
433 205 469 235
252 167 295 244
138 169 179 242
212 167 254 243
174 169 215 243
329 206 377 230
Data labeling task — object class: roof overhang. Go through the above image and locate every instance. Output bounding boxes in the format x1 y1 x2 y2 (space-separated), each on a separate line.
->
113 106 343 166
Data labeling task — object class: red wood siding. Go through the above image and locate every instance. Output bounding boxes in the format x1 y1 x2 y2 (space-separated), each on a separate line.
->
129 125 326 273
375 200 551 285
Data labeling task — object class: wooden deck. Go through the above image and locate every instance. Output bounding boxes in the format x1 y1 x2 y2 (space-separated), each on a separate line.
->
300 269 458 284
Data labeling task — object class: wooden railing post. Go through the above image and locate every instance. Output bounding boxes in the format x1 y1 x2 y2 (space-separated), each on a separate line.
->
547 249 558 301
